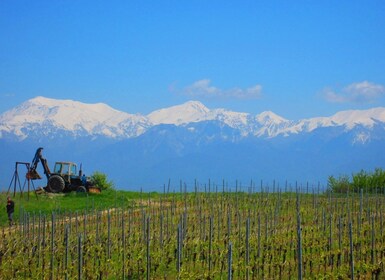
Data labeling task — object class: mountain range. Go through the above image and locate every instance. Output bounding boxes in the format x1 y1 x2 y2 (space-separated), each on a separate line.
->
1 96 385 191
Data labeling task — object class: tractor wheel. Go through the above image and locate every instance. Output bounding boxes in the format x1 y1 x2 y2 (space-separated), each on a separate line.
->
76 186 87 193
47 175 65 193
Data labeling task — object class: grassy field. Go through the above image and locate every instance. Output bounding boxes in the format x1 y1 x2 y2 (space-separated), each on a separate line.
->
0 188 384 279
0 189 159 226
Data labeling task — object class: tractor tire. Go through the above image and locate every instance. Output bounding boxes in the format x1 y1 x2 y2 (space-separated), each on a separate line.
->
76 186 87 193
47 175 65 193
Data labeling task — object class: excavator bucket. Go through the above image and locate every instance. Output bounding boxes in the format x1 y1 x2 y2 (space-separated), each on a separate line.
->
26 170 42 180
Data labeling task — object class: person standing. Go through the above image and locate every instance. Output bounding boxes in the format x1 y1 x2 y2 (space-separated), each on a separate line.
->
6 197 14 226
81 173 87 186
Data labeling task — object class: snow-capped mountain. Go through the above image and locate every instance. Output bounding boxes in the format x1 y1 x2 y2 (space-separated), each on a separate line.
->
0 96 150 140
286 108 385 135
148 101 257 137
148 101 211 125
143 100 385 139
2 96 385 144
1 96 385 142
1 96 385 190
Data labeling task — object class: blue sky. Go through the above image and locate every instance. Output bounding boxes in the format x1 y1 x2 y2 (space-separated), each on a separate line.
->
1 1 384 119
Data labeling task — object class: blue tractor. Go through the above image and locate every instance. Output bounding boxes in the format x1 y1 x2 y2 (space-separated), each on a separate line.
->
27 148 100 193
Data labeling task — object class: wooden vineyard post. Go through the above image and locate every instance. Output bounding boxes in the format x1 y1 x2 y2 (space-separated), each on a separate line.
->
183 210 187 245
329 213 333 265
122 213 126 280
338 215 342 267
159 213 164 248
37 211 41 270
107 209 111 259
237 211 241 251
217 204 221 241
228 241 233 280
296 192 303 280
50 212 55 280
83 210 87 242
257 213 261 259
177 223 182 277
42 214 46 277
146 216 150 280
371 215 375 265
227 211 231 243
65 225 69 280
380 207 384 244
78 233 83 280
75 211 78 235
265 212 268 242
349 221 354 280
359 188 363 235
209 215 213 276
142 210 146 244
246 217 250 280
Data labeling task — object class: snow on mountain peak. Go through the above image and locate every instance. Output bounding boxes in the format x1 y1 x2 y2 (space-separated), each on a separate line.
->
28 96 57 106
283 107 385 136
147 101 254 133
147 100 210 125
0 96 149 139
329 107 385 128
1 96 385 141
28 96 120 115
256 111 288 124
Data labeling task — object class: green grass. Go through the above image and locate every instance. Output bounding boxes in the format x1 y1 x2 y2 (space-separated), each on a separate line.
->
0 189 160 226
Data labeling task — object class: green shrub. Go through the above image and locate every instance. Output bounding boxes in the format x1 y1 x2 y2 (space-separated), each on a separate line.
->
328 174 350 193
352 170 368 192
328 168 385 193
371 168 385 188
90 171 114 190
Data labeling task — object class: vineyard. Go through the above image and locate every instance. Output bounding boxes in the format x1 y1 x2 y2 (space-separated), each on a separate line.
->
1 184 385 279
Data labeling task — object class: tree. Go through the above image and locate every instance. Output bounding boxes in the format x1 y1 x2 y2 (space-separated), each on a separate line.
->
328 174 350 193
352 170 368 192
90 171 114 190
328 168 385 193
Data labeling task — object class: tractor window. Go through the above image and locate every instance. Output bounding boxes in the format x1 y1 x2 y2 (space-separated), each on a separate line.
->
54 163 62 173
70 164 77 175
61 164 70 175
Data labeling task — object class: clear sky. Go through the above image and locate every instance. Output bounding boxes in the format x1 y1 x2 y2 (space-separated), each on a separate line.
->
1 1 384 119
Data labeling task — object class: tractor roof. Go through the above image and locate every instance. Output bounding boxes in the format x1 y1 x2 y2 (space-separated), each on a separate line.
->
55 161 77 165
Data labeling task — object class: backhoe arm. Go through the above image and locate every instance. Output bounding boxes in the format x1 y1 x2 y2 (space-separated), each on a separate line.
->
28 147 51 180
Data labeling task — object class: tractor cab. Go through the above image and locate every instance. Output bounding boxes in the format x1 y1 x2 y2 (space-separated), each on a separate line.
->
53 162 80 186
47 162 83 192
53 162 78 176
